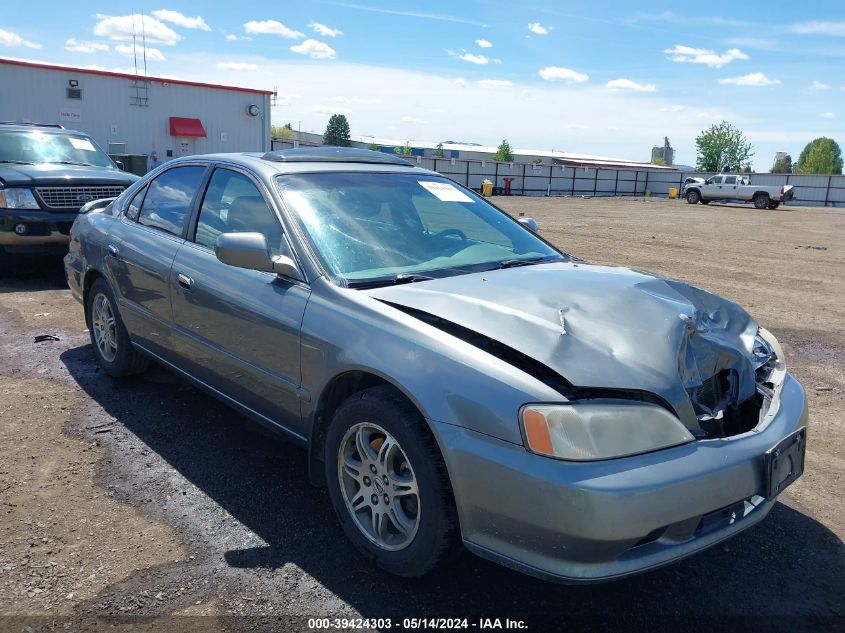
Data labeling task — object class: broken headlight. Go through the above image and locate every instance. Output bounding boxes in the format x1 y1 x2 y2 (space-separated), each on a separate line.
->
753 327 786 386
521 402 694 461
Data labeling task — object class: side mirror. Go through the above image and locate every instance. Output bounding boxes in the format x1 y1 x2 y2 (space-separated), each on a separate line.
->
215 232 303 281
518 217 539 233
115 160 125 171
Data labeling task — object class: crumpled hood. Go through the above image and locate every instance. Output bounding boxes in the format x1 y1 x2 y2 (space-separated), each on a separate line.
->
364 261 759 429
0 164 138 187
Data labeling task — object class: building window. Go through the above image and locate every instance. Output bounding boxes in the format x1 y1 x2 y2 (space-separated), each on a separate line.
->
66 87 82 99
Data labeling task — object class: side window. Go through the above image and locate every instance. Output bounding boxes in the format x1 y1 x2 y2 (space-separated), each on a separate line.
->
706 176 721 185
124 185 146 222
724 176 737 185
138 166 206 237
195 168 283 256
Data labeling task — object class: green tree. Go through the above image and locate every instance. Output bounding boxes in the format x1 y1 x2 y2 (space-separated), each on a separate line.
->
271 122 294 139
795 137 843 175
771 154 792 173
367 142 380 151
694 121 754 172
434 142 445 158
492 139 514 162
394 141 412 156
650 157 667 166
323 114 351 146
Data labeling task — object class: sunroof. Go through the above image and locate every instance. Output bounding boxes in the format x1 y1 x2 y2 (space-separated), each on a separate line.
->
261 147 414 166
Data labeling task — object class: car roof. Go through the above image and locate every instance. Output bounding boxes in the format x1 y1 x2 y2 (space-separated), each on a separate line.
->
174 148 439 177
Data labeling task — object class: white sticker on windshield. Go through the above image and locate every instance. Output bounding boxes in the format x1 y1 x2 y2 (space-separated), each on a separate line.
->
69 137 96 152
418 180 474 203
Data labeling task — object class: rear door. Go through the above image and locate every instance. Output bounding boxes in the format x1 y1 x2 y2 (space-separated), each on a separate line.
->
170 165 310 437
722 175 738 199
106 164 207 359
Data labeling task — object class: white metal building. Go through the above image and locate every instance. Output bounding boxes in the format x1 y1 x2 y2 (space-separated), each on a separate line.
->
0 57 273 171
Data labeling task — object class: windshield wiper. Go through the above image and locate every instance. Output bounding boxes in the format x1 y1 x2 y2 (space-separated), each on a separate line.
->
494 256 557 270
347 273 435 289
47 161 94 166
0 159 33 165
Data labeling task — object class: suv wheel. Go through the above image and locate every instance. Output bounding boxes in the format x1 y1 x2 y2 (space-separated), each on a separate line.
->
685 189 701 204
325 386 460 577
86 278 149 377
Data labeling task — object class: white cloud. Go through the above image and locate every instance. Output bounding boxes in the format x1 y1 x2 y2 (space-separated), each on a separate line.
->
0 28 41 49
312 105 351 115
660 104 686 112
275 93 300 107
476 39 492 48
94 14 181 45
244 20 304 39
493 58 502 64
565 123 588 129
822 111 836 119
352 97 382 104
811 80 830 90
719 72 780 87
290 39 336 59
538 66 589 83
528 22 550 35
151 9 210 31
115 43 167 62
216 61 259 71
477 79 513 89
664 44 747 68
605 78 656 92
65 38 108 53
309 21 342 37
790 21 845 37
328 96 348 102
402 115 427 124
448 49 488 64
696 110 726 119
225 34 252 41
454 77 468 88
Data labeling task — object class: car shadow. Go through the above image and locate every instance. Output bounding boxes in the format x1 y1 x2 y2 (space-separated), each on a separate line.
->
0 254 68 293
59 344 844 623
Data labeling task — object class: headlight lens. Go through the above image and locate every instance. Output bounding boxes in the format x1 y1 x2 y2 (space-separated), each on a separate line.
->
754 327 786 385
0 188 40 209
521 402 694 461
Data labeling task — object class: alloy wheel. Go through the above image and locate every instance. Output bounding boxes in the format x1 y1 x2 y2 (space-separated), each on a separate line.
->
91 293 118 362
338 422 420 551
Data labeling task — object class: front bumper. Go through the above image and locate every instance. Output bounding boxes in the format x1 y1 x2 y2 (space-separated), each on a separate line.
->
0 208 76 252
433 373 807 583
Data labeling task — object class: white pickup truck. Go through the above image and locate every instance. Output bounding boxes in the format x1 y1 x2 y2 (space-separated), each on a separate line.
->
682 174 794 209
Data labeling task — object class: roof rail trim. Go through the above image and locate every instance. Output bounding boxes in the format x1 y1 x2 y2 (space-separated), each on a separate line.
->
0 121 65 129
261 147 414 166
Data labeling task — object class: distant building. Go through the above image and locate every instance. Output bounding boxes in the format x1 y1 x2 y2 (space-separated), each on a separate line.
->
651 137 674 166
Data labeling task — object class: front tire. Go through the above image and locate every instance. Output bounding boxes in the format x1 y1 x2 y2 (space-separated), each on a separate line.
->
325 386 460 577
86 278 149 377
686 189 701 204
753 193 770 209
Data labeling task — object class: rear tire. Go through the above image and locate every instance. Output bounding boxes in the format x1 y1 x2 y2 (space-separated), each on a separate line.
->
685 190 701 205
767 202 780 210
753 193 770 209
325 386 460 577
86 278 149 377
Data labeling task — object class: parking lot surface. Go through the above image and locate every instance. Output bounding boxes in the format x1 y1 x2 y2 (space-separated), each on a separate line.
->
0 197 842 630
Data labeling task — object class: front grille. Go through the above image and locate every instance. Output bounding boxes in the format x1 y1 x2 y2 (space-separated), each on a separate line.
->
35 186 126 211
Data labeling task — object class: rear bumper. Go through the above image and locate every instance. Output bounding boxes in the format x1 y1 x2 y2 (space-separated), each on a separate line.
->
432 373 807 583
0 208 75 252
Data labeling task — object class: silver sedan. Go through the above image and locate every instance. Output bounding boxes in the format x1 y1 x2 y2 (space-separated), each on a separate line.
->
64 148 807 582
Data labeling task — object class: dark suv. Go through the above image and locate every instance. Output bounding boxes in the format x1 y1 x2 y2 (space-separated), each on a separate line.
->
0 122 138 265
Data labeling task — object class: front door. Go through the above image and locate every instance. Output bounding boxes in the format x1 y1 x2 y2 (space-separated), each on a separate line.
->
106 164 207 359
170 166 310 436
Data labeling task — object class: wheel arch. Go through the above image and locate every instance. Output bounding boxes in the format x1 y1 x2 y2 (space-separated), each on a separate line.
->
307 369 436 487
81 267 107 323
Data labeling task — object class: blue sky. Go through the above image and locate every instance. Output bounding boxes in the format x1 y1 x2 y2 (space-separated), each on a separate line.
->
1 1 843 167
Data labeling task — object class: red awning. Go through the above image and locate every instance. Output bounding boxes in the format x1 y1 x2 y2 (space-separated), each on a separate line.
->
169 117 207 137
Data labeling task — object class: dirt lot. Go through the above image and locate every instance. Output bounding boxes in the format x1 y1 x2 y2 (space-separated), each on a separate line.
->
0 197 842 631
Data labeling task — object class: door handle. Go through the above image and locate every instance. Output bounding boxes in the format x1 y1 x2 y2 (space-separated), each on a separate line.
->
176 273 193 290
107 244 119 258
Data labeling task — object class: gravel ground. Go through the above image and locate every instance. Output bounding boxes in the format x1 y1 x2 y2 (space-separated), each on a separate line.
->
0 197 842 632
